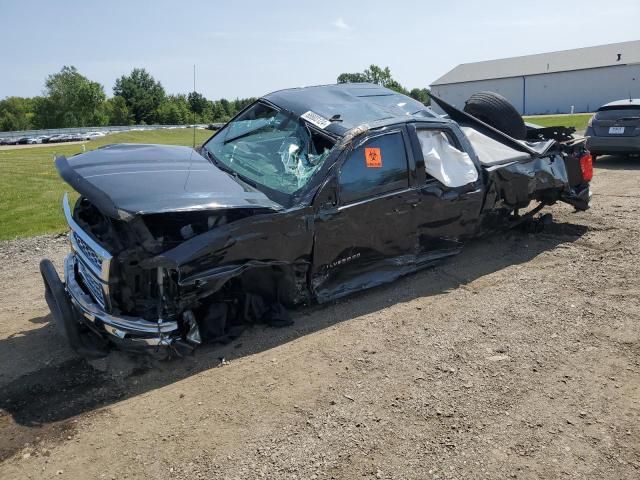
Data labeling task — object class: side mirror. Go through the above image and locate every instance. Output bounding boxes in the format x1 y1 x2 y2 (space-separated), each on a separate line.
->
314 179 339 215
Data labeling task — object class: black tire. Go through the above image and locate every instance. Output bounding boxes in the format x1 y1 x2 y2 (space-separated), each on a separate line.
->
464 91 527 140
40 259 109 358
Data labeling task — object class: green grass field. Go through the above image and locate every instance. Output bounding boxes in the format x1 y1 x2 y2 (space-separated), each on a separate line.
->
0 128 213 240
523 113 593 131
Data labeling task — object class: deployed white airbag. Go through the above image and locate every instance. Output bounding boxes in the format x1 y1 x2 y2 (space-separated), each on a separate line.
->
417 130 478 187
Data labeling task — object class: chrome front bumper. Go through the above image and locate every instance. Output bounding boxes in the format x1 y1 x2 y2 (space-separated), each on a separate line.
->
64 253 179 347
61 192 179 348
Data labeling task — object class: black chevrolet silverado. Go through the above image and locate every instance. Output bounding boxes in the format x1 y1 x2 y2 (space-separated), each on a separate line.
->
40 83 592 357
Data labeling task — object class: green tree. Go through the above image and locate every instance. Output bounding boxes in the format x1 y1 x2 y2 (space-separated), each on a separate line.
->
0 97 34 131
113 68 166 124
337 64 409 94
104 96 133 125
409 87 431 105
210 100 228 122
363 65 392 86
219 98 234 118
33 66 107 128
337 72 368 83
157 94 191 125
187 91 208 115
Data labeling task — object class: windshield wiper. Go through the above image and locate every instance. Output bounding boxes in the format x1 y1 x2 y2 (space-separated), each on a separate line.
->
201 146 258 189
223 125 272 145
202 147 233 174
201 146 219 165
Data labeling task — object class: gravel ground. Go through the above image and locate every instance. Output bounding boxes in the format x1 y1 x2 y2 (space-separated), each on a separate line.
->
0 156 638 480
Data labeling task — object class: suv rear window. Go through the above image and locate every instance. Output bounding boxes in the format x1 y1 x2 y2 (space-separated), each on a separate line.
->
595 107 640 120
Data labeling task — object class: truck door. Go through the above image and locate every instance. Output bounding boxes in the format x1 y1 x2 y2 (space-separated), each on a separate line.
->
407 124 485 264
311 128 419 302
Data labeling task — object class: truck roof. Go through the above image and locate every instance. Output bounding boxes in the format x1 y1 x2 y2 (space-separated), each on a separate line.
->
262 83 437 136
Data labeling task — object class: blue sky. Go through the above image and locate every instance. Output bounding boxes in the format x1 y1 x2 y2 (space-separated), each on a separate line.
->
0 0 638 100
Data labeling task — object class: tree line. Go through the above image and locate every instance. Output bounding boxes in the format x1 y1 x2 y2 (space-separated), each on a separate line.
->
0 64 429 132
0 66 255 131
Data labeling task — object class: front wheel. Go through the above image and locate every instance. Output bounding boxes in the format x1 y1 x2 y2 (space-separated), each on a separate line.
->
40 259 109 358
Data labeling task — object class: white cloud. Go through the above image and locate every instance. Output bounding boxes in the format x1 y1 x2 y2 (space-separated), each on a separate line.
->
332 17 351 30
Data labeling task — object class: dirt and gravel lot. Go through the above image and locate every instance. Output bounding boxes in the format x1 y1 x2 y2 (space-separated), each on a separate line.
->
0 156 638 480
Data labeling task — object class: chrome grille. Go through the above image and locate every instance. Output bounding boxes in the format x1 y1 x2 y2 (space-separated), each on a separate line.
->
63 193 113 309
73 231 103 272
77 260 106 307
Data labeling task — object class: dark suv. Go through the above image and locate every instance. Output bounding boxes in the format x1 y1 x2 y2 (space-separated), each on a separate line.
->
586 99 640 159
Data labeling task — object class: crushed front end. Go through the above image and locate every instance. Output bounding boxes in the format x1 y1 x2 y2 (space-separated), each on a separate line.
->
40 194 182 357
40 143 300 357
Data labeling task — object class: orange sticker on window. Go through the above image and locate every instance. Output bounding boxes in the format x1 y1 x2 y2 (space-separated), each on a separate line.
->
365 147 382 168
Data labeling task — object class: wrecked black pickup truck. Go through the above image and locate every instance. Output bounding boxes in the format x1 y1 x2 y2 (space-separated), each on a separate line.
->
40 83 592 357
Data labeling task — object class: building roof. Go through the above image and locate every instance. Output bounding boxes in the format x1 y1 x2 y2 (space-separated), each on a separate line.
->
431 40 640 86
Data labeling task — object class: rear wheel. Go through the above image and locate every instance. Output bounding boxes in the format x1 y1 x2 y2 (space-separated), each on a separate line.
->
464 91 527 140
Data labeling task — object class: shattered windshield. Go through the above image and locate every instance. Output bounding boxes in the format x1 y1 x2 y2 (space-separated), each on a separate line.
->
204 102 335 195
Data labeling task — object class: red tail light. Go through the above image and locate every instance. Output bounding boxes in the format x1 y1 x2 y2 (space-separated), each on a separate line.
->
580 153 593 182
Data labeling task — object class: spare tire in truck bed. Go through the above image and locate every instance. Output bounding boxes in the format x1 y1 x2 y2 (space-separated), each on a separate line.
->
463 91 527 140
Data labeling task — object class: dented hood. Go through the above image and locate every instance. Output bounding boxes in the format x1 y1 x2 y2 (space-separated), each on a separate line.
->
55 144 283 218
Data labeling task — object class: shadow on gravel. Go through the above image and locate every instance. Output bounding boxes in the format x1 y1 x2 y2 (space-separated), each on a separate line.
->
594 154 640 170
28 314 51 325
0 221 588 460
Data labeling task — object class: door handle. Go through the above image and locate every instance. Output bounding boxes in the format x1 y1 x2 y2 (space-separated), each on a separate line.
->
317 206 338 221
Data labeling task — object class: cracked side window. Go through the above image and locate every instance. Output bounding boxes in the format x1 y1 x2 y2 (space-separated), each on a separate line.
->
339 131 409 204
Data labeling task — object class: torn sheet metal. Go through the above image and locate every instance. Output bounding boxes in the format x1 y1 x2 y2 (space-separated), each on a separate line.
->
487 154 570 208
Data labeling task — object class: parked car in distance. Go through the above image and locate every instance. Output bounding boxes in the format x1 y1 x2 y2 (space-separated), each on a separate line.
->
586 99 640 159
46 134 69 143
84 131 106 140
26 135 48 144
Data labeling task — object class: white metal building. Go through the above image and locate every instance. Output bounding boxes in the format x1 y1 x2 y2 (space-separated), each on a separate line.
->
430 41 640 115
